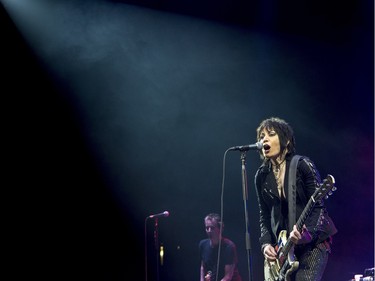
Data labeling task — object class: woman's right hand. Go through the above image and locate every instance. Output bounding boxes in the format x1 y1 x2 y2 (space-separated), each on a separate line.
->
263 244 277 261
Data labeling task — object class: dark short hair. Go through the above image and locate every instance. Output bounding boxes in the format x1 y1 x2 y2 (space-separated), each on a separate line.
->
256 117 296 160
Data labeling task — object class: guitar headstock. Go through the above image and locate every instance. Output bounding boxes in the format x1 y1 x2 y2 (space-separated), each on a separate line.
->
313 174 337 201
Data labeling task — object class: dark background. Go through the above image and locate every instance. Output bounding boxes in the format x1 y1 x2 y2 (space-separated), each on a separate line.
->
2 0 373 280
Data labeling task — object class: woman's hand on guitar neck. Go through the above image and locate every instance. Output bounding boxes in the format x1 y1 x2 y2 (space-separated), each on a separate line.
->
290 225 312 245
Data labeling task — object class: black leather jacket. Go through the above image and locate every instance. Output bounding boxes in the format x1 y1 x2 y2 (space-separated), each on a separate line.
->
254 154 337 251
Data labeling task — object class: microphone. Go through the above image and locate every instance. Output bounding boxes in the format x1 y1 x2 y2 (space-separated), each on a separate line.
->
148 211 170 219
228 140 263 151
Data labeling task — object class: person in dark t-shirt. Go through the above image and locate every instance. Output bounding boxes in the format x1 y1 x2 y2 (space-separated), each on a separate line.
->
199 213 242 281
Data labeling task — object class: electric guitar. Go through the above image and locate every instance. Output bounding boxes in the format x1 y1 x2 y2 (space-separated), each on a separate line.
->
264 174 337 281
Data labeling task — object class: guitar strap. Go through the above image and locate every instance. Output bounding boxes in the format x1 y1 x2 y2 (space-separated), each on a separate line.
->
288 155 302 233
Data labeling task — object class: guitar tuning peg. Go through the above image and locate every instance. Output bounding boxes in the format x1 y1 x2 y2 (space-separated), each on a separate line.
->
332 186 337 191
328 191 333 196
325 195 329 199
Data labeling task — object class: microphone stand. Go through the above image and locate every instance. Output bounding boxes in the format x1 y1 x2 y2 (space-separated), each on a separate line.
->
154 218 160 281
240 151 254 281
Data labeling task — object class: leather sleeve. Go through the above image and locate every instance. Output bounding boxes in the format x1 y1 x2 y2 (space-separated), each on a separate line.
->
297 158 337 242
254 167 274 249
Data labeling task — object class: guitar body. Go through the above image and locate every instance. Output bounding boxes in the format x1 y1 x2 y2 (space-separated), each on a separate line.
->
262 175 336 281
264 231 299 281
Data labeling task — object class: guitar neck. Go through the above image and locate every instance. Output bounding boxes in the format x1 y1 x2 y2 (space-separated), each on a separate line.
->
280 196 316 256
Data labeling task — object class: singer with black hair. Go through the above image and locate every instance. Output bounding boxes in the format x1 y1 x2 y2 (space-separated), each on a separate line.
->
199 213 242 281
253 117 337 281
